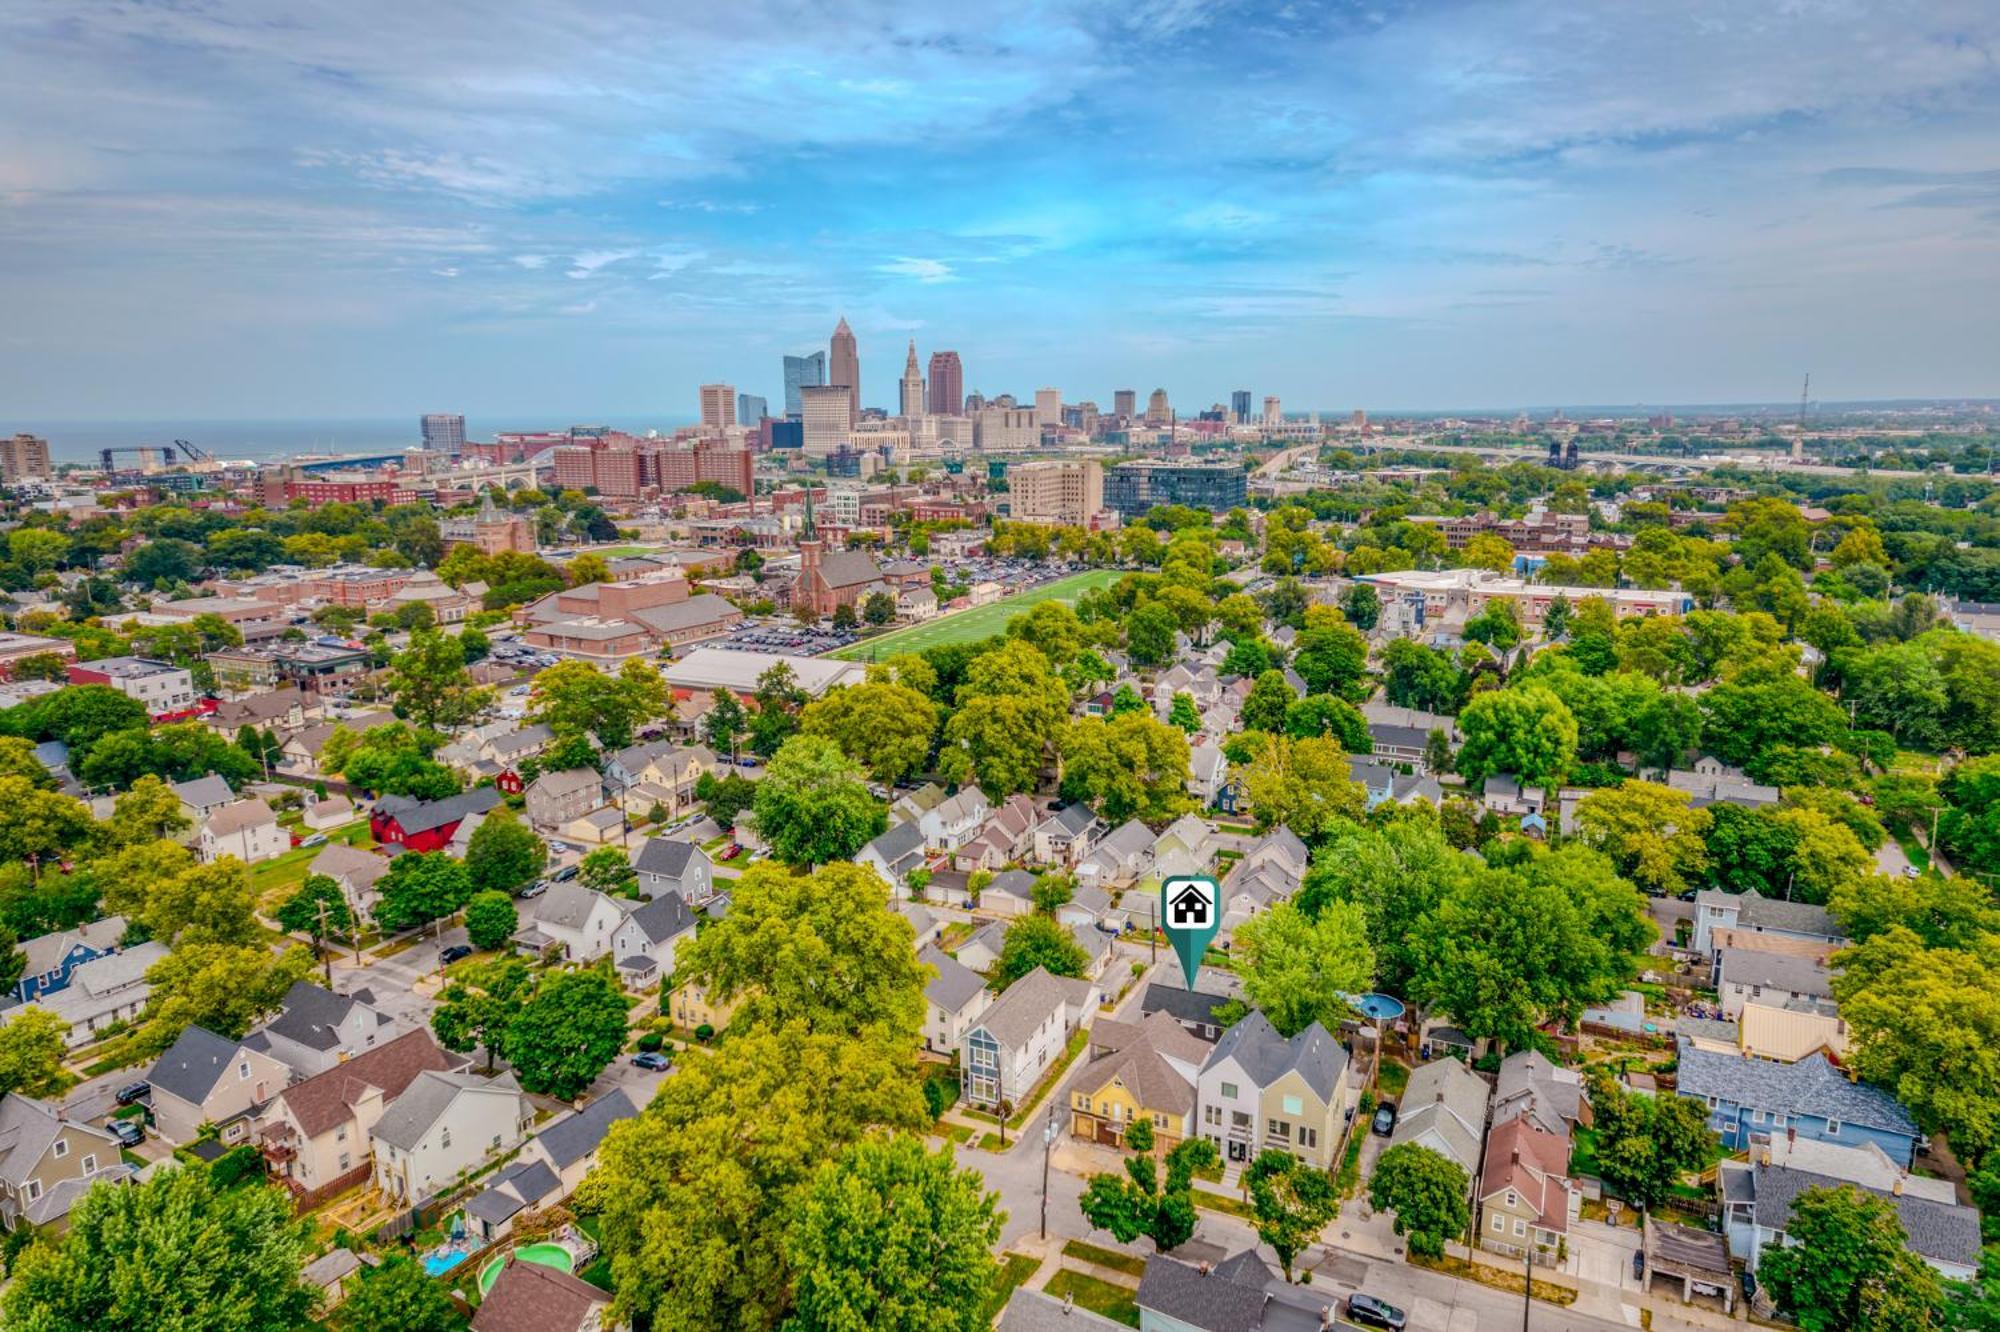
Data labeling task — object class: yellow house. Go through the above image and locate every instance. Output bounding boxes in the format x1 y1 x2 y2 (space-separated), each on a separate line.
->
1068 1012 1208 1149
1680 1000 1850 1063
669 979 743 1034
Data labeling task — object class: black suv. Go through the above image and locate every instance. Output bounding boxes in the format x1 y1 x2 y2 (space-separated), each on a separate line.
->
1346 1293 1408 1330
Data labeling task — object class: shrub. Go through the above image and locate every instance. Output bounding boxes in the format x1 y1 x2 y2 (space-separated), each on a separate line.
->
636 1032 664 1053
695 1023 715 1043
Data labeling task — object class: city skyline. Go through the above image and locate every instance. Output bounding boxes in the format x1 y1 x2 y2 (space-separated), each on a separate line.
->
4 1 1999 418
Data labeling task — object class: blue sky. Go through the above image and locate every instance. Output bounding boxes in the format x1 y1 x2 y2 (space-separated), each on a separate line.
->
3 0 1998 420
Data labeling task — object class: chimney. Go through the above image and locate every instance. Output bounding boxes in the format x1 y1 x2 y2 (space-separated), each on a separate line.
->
1893 1176 1905 1196
1198 1262 1212 1277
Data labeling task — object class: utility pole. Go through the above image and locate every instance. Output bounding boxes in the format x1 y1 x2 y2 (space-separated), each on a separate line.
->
313 895 334 987
1040 1101 1059 1240
1522 1249 1532 1330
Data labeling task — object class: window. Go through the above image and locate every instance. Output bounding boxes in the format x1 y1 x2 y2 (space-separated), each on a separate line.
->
1514 1218 1527 1237
81 1155 96 1174
1506 1190 1518 1208
338 1152 351 1172
1221 1082 1239 1100
51 1139 67 1159
1282 1095 1303 1116
238 1061 250 1081
441 1127 452 1150
1492 1213 1506 1232
1154 1113 1166 1128
24 1180 40 1202
336 1126 347 1142
1267 1119 1290 1141
1300 1127 1317 1150
1825 1120 1840 1137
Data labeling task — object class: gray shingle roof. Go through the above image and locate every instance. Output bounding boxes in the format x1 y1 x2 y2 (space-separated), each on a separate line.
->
997 1288 1128 1332
148 1025 248 1107
1717 948 1834 998
621 894 693 947
863 820 926 869
376 786 503 836
633 837 698 879
974 967 1093 1048
170 774 235 809
1393 1057 1491 1175
1751 1165 1978 1268
919 946 987 1015
1677 1045 1918 1138
1202 1010 1347 1102
527 883 622 933
1135 1252 1273 1332
1141 984 1234 1031
534 1089 638 1170
264 981 377 1052
18 915 126 978
1693 889 1841 940
371 1069 517 1151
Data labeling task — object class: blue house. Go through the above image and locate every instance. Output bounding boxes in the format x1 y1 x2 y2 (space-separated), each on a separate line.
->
1676 1041 1921 1167
13 916 128 1004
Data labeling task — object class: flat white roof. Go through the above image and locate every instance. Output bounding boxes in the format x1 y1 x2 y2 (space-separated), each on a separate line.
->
664 648 865 697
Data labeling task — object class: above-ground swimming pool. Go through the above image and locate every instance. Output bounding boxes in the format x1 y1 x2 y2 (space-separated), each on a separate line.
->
477 1241 576 1296
1350 992 1406 1022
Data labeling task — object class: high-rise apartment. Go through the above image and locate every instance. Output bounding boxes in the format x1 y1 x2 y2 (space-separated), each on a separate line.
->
829 317 861 429
800 384 853 457
927 351 964 416
783 351 827 417
1263 395 1282 427
1145 389 1171 425
1103 460 1247 516
1034 388 1062 427
699 384 736 429
1113 389 1137 419
973 407 1039 452
738 393 769 425
0 434 52 483
420 414 466 453
1008 459 1103 525
1230 390 1252 424
900 342 926 420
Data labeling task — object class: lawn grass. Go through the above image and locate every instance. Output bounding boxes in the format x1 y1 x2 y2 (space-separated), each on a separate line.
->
1569 1126 1601 1179
984 1253 1042 1322
827 569 1122 660
1062 1240 1147 1278
251 819 375 903
1042 1270 1140 1326
1190 1186 1257 1221
1376 1059 1410 1099
1895 831 1933 871
1411 1252 1577 1306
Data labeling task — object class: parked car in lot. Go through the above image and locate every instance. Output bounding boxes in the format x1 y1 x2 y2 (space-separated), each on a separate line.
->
114 1081 150 1106
1345 1293 1407 1330
519 881 548 898
632 1052 671 1071
108 1118 145 1148
439 944 474 965
552 865 580 882
1371 1101 1397 1136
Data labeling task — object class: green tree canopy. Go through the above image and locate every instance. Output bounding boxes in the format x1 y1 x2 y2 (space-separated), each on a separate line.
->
799 681 939 787
463 889 519 951
751 736 887 868
1234 900 1374 1037
995 914 1090 987
1759 1184 1945 1331
463 805 544 895
1369 1142 1471 1257
504 968 629 1099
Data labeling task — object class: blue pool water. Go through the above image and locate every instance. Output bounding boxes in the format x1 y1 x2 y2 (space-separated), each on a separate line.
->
1350 992 1406 1021
422 1249 469 1276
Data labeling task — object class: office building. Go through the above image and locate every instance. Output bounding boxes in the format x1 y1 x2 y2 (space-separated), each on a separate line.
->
0 434 52 483
737 393 769 425
829 317 861 429
1103 460 1246 517
782 351 826 417
419 414 466 453
767 419 804 450
801 385 854 457
1009 460 1103 526
1035 388 1063 427
1113 389 1137 419
699 384 736 429
927 351 964 416
900 341 926 420
1263 395 1282 427
1230 390 1252 424
1145 389 1172 426
973 407 1039 453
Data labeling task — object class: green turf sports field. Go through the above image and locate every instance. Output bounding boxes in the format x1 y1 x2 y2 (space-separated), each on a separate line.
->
826 567 1121 660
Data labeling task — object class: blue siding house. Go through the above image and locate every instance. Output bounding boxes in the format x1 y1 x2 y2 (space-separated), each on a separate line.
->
1676 1041 1921 1167
13 916 128 1004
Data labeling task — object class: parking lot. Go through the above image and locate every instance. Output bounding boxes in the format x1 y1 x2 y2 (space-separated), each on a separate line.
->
714 623 859 655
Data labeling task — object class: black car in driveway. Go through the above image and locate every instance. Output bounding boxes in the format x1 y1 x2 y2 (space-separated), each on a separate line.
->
108 1118 144 1148
631 1051 671 1071
439 944 474 965
1371 1101 1397 1135
1346 1293 1408 1329
114 1081 150 1106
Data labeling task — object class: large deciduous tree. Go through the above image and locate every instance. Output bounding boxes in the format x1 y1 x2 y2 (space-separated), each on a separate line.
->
1235 734 1364 841
995 915 1090 987
1759 1185 1945 1332
503 968 629 1099
940 641 1070 798
463 805 544 894
799 681 939 786
1572 781 1712 896
750 736 886 868
1058 711 1191 823
1234 901 1374 1038
1454 686 1578 790
373 851 473 934
1247 1149 1340 1279
1369 1143 1470 1257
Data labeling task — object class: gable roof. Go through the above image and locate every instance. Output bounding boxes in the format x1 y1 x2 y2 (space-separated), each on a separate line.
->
372 1068 519 1151
919 946 988 1016
1480 1116 1574 1233
0 1093 116 1189
1693 889 1842 940
533 1089 639 1170
1717 948 1834 999
862 820 926 869
976 967 1095 1048
275 1028 457 1138
619 894 694 947
527 767 600 801
1393 1057 1491 1172
1749 1164 1978 1269
19 915 126 977
205 797 277 837
815 549 882 590
170 774 235 809
375 786 503 836
527 882 624 933
310 842 389 887
1202 1010 1346 1102
998 1288 1129 1332
263 981 386 1052
148 1025 254 1107
1676 1045 1917 1138
633 836 700 879
1135 1251 1277 1332
1492 1050 1585 1137
1141 983 1235 1031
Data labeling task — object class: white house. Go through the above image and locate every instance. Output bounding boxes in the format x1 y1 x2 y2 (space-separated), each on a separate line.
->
920 946 992 1055
515 883 628 963
1075 820 1153 890
255 981 402 1078
631 838 714 904
960 966 1100 1110
199 798 288 865
370 1069 534 1205
608 895 696 990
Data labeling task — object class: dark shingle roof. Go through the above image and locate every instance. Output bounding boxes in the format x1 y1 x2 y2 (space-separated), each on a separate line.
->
471 1257 608 1332
148 1026 245 1107
1203 1010 1346 1102
919 946 987 1015
1135 1252 1270 1332
621 894 694 947
1142 984 1234 1031
997 1288 1128 1332
633 837 698 879
264 981 371 1052
375 786 502 836
1677 1045 1918 1138
534 1089 639 1170
1751 1165 1979 1268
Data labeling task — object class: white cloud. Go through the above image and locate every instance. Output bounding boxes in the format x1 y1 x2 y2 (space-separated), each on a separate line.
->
566 249 638 279
877 256 957 283
512 254 549 269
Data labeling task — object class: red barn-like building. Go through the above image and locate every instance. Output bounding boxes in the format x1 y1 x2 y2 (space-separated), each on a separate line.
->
370 788 504 854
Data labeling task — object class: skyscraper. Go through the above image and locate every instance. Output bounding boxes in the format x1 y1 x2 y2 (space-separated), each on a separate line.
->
1262 395 1282 427
829 317 861 429
1230 390 1252 424
783 351 826 417
1113 389 1137 419
1145 389 1171 425
737 393 769 425
0 433 52 483
420 414 466 453
1034 387 1062 427
800 384 852 458
927 351 963 416
900 341 926 419
699 384 736 429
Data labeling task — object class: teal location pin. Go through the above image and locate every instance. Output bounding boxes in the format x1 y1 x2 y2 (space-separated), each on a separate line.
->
1160 875 1221 991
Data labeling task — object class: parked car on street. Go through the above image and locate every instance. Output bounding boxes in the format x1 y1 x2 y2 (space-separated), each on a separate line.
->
632 1052 671 1071
1345 1294 1407 1330
439 944 474 965
114 1081 150 1106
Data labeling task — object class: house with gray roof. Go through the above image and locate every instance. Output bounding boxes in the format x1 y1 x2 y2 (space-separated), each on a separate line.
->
1069 920 1114 980
1692 889 1845 957
8 939 169 1047
857 820 928 894
464 1157 563 1244
954 919 1010 972
371 1069 532 1205
631 836 713 903
146 1024 293 1145
524 768 604 832
1196 1010 1352 1170
1076 819 1155 889
1715 948 1834 1020
309 842 392 914
920 945 991 1054
609 893 695 989
1391 1056 1492 1185
12 915 126 1003
514 883 628 963
895 900 942 949
997 1288 1126 1332
1348 757 1445 812
0 1092 130 1232
257 980 403 1078
1491 1050 1587 1139
980 869 1040 918
960 966 1100 1110
1140 983 1239 1043
1033 802 1103 869
170 774 236 825
1722 1153 1979 1281
1135 1249 1335 1331
512 1087 639 1199
1678 1041 1920 1165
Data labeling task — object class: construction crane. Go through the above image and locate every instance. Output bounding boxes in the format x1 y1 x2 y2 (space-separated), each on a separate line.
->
98 438 211 472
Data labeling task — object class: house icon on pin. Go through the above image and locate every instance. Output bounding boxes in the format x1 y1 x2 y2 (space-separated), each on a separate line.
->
1169 882 1210 928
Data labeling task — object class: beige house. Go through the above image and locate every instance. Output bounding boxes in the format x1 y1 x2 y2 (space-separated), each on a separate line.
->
0 1093 130 1232
1194 1011 1353 1170
525 768 604 831
256 1029 458 1202
1681 999 1851 1063
610 742 715 819
371 1069 534 1205
146 1025 292 1145
200 799 288 865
